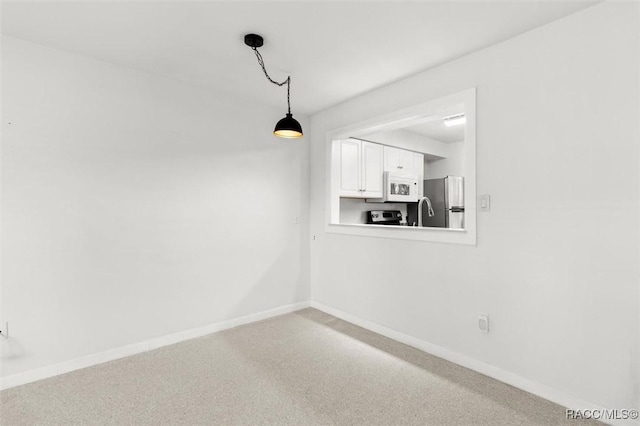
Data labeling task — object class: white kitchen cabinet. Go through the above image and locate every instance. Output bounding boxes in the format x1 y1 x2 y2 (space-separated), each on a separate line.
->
361 142 384 198
383 146 419 176
339 140 383 198
339 139 361 197
400 149 415 172
383 146 401 172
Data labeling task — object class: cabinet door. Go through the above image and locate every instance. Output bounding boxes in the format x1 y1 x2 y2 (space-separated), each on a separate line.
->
340 139 362 197
383 146 402 172
361 142 383 198
399 149 415 174
413 152 424 196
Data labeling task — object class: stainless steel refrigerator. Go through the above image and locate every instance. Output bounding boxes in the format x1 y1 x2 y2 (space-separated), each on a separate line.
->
421 176 465 229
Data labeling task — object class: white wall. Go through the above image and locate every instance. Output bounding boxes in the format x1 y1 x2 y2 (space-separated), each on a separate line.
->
424 141 465 180
0 37 310 378
310 1 638 411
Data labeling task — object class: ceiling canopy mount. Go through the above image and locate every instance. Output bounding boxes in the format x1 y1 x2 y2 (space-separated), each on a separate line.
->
243 34 264 49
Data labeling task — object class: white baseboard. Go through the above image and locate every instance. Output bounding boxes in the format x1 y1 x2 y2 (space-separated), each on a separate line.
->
0 301 311 391
310 300 638 426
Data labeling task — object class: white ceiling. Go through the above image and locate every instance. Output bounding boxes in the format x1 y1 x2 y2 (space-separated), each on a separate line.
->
1 1 599 115
404 118 465 144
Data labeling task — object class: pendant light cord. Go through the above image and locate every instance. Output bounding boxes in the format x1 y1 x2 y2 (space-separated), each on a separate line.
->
251 47 291 114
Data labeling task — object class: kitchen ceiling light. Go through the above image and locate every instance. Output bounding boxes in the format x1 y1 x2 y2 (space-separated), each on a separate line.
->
443 113 466 127
244 33 303 139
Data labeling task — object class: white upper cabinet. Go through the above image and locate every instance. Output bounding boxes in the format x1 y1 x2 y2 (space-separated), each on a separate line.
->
340 139 361 197
400 149 414 172
383 146 423 179
339 139 383 198
383 146 402 172
361 142 384 198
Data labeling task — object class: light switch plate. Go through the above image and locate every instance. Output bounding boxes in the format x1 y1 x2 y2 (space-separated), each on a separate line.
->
478 314 489 333
479 195 491 212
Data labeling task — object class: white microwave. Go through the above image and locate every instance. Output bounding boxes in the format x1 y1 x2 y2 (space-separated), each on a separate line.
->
368 172 419 203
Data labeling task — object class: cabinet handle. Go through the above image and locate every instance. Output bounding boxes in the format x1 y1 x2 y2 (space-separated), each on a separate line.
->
398 166 403 169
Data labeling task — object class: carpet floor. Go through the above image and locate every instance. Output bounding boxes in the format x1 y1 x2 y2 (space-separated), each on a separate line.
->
0 308 598 425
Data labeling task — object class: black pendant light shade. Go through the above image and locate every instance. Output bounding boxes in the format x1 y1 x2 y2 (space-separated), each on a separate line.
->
274 113 303 138
245 33 303 139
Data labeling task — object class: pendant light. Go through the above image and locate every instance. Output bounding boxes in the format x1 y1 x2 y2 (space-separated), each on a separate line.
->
244 33 303 139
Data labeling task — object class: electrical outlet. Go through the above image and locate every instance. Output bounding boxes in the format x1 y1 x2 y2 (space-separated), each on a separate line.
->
478 314 489 333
